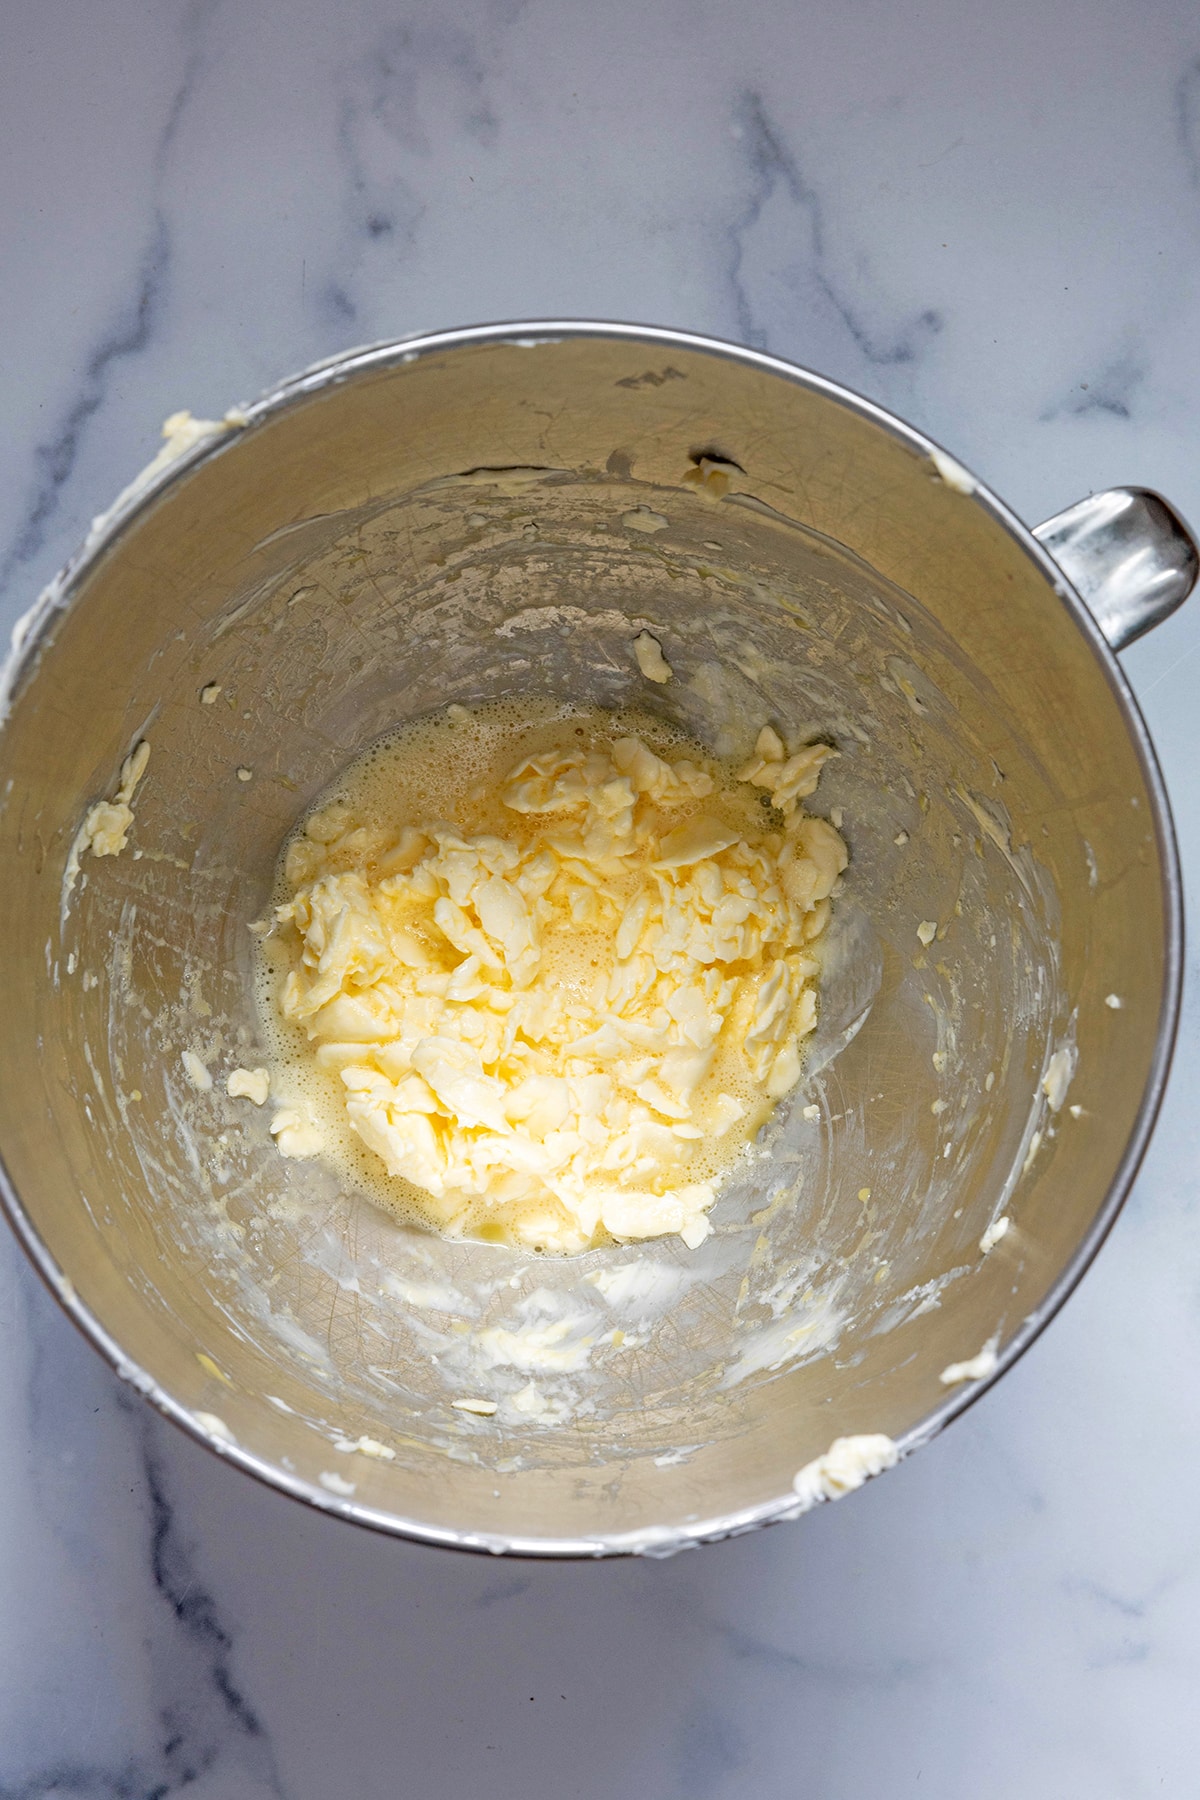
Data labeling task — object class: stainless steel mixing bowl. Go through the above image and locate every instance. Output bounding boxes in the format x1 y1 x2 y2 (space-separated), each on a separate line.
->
0 324 1192 1555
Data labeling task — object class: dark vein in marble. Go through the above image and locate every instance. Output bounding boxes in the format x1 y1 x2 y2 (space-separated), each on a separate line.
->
1039 350 1145 423
141 1420 270 1750
718 1620 935 1688
473 1574 533 1608
727 91 943 366
0 1397 286 1799
1175 55 1200 187
675 1696 749 1797
0 213 171 602
367 22 498 153
0 0 217 605
326 20 503 329
1067 1560 1165 1671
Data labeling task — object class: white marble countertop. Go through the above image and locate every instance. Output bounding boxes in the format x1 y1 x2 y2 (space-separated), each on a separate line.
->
3 2 1200 1793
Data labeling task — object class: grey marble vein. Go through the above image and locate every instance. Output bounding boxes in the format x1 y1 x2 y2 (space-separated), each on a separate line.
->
0 1439 284 1796
718 1621 936 1690
0 1254 284 1800
326 19 504 330
0 0 216 604
1175 55 1200 186
1040 349 1146 422
725 91 943 387
0 211 170 603
674 1697 749 1798
136 1407 286 1795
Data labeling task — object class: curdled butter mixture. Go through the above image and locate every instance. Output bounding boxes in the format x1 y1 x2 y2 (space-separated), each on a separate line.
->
257 701 846 1254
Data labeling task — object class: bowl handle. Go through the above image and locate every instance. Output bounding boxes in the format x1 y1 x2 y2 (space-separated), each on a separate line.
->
1032 487 1199 651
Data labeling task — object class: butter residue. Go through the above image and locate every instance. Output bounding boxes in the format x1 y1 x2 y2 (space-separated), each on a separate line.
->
262 703 845 1253
940 1336 999 1386
334 1434 396 1460
1042 1042 1077 1112
194 1411 234 1444
318 1470 356 1497
633 630 673 683
792 1434 898 1508
683 455 740 501
979 1214 1010 1254
622 506 669 535
475 1317 594 1374
89 410 247 542
929 447 976 495
63 739 150 903
226 1066 270 1105
181 1050 213 1092
270 1105 324 1157
4 414 246 734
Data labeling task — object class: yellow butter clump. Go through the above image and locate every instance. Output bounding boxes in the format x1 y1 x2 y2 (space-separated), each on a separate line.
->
267 712 845 1253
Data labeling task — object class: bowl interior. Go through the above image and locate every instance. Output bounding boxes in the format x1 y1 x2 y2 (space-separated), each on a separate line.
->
0 334 1169 1549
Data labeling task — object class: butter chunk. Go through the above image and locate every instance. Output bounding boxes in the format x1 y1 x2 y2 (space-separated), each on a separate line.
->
64 739 151 898
270 1107 324 1158
263 705 846 1254
226 1066 270 1106
737 729 837 816
632 631 673 683
792 1434 899 1509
